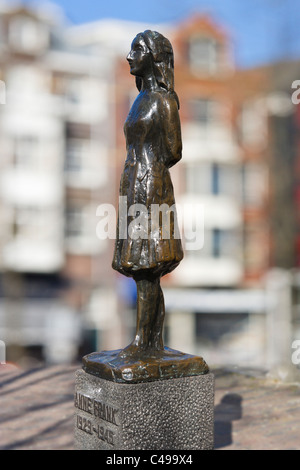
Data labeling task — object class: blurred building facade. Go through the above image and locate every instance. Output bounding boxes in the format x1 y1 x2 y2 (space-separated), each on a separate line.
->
0 3 119 365
0 3 299 370
167 17 270 366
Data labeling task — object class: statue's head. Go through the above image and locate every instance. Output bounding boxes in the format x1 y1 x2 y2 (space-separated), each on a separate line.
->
127 30 178 106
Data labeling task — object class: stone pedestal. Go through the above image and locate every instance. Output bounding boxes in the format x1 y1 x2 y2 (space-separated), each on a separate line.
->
74 369 214 450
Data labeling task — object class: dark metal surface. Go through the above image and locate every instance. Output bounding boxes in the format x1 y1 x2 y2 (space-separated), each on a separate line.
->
83 347 209 384
84 30 208 381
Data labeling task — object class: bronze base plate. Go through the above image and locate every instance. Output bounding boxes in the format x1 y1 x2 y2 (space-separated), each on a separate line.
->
82 347 209 384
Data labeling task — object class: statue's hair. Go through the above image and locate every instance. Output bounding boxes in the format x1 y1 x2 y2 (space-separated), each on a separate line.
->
135 30 180 109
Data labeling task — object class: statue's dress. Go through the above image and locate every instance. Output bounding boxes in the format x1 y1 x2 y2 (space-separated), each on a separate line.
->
112 89 183 279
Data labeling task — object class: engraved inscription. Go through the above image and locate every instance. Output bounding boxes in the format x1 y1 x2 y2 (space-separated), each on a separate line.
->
93 424 114 446
94 399 118 425
75 393 118 447
76 415 115 446
74 393 119 426
74 393 93 415
77 415 92 435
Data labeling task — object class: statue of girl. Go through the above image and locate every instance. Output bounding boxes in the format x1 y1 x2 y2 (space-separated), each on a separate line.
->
112 30 183 357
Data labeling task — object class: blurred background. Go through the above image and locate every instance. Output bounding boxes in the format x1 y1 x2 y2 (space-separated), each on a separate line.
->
0 0 300 376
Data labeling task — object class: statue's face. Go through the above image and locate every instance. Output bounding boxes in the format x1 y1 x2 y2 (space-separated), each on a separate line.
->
127 35 152 77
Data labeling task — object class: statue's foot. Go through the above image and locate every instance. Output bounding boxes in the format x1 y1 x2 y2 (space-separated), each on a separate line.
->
117 339 164 359
149 336 164 351
117 342 145 359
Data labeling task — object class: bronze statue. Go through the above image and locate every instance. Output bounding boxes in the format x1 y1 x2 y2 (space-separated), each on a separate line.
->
112 30 183 357
83 31 208 382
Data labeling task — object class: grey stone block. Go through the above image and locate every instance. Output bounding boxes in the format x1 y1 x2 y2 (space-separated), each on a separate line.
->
74 369 214 450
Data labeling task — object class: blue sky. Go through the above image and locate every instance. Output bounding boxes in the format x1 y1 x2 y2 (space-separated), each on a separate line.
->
23 0 300 68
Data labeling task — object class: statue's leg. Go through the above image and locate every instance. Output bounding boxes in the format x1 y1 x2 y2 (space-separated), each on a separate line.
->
133 277 162 349
118 275 163 357
149 283 165 350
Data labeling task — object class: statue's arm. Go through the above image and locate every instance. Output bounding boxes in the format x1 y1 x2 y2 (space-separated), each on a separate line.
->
161 95 182 169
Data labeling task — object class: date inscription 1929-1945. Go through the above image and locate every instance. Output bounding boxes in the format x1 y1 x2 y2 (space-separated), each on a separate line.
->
75 392 118 446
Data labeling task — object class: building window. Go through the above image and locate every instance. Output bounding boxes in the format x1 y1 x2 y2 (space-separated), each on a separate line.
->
65 204 92 239
14 136 39 169
13 207 41 238
66 206 83 238
212 228 221 258
239 99 267 149
186 228 241 259
189 98 218 126
212 164 219 195
216 164 242 199
185 162 241 199
65 139 89 173
9 16 49 53
66 77 89 105
185 162 211 195
189 36 218 74
218 229 242 259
